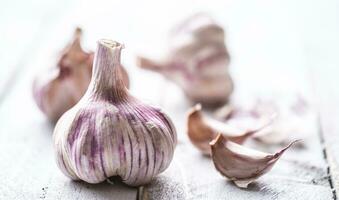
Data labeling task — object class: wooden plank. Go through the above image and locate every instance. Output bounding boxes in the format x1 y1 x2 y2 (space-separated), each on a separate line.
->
301 0 339 198
0 0 337 199
310 36 339 199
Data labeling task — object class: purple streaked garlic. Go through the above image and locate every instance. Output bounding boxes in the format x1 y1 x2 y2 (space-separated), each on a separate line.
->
187 104 271 155
53 39 177 186
210 134 298 188
137 14 233 107
32 28 130 122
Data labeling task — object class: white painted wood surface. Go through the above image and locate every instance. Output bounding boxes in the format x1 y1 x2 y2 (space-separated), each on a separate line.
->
0 0 338 199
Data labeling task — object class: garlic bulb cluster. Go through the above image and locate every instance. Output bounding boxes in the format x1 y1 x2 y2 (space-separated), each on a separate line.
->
33 28 130 122
53 40 177 186
137 14 233 106
187 104 271 155
210 134 298 188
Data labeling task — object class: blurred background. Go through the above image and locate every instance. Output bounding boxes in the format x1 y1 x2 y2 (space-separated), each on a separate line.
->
1 0 338 100
0 0 338 199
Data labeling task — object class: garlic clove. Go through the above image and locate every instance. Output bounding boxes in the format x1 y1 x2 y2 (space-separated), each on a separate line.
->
137 14 233 107
187 104 216 155
53 39 176 186
210 134 298 188
33 28 130 122
187 104 270 155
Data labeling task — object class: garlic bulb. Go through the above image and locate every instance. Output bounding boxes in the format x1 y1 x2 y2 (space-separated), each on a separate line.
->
137 14 233 106
210 134 298 188
53 39 177 186
187 104 271 155
33 28 130 122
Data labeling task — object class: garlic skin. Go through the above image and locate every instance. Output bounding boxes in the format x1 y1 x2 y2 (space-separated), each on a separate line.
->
215 96 312 145
53 40 176 186
187 104 270 155
210 134 298 188
137 14 233 106
33 28 130 122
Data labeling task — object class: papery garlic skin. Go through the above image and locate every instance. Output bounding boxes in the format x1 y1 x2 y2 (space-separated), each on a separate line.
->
53 40 176 186
210 134 298 188
215 96 312 145
138 14 233 106
187 104 268 155
33 28 130 122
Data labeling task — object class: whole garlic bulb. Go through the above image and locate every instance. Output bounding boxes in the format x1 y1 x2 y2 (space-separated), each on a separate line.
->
137 14 233 107
53 39 177 186
33 28 130 122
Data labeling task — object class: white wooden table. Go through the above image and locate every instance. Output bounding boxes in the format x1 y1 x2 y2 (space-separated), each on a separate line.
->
0 0 338 199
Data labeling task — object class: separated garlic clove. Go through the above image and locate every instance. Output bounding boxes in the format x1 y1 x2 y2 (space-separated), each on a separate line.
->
53 40 176 186
137 14 233 107
187 104 269 155
33 28 130 122
210 134 298 188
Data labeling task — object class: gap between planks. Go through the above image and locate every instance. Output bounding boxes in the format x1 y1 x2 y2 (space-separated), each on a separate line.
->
317 116 337 200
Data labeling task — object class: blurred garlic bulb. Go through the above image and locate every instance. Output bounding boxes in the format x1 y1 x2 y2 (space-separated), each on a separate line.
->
187 104 271 155
210 134 298 188
53 40 176 186
137 14 233 107
32 28 130 122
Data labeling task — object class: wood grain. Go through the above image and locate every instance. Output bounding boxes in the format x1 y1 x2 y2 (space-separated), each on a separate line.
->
303 0 339 197
311 53 339 199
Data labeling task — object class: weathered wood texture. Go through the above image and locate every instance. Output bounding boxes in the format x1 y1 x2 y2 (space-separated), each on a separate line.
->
302 0 339 197
309 2 339 197
0 0 338 199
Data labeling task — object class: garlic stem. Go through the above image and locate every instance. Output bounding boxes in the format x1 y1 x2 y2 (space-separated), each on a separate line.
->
90 40 128 101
